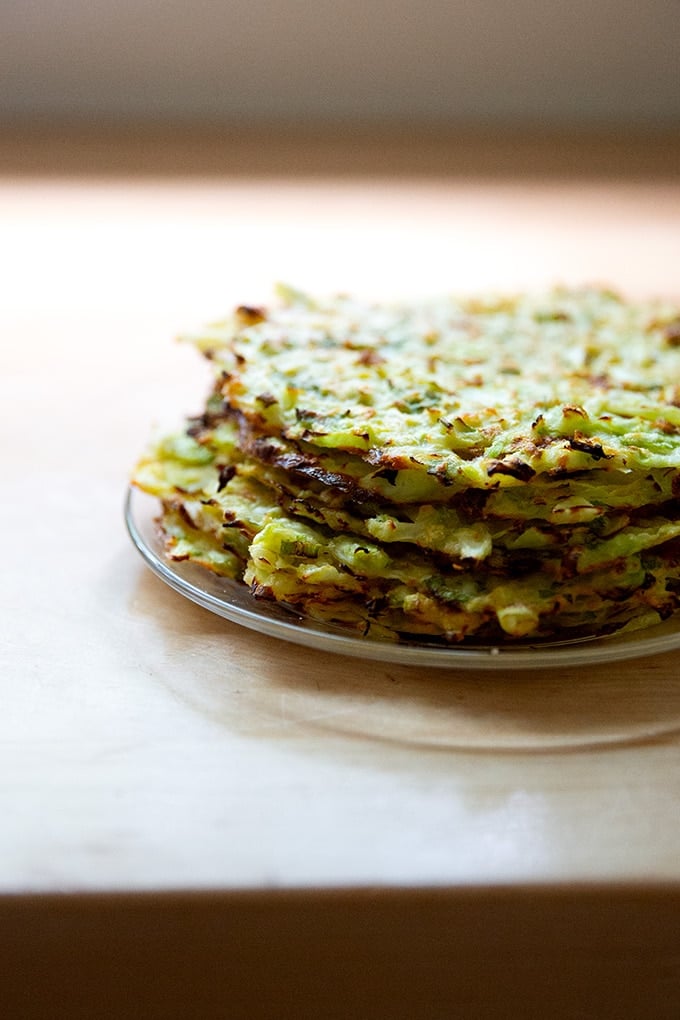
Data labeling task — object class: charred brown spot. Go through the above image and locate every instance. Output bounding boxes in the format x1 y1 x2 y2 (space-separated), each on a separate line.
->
528 434 556 451
373 467 399 485
235 305 266 326
256 392 278 407
654 418 680 435
288 498 327 524
426 463 456 487
664 321 680 347
217 464 236 491
567 433 611 460
366 449 414 470
186 416 210 440
356 348 385 366
300 428 327 442
270 451 369 502
457 488 490 515
487 458 536 482
271 451 311 472
175 503 196 530
222 513 246 530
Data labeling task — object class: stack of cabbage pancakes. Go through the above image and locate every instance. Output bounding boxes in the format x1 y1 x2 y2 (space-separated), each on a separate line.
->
133 286 680 644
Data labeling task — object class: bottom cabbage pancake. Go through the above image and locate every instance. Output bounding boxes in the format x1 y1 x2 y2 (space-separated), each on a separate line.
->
132 286 680 644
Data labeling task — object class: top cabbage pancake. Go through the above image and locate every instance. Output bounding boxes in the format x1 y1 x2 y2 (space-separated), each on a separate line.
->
190 287 680 489
133 286 680 644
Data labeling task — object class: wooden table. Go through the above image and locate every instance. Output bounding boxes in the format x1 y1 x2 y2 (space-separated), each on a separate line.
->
2 128 680 1018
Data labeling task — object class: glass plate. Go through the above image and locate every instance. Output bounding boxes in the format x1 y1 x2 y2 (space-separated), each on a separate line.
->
125 486 680 670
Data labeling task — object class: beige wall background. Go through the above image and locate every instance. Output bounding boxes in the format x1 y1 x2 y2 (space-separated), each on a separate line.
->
1 0 679 127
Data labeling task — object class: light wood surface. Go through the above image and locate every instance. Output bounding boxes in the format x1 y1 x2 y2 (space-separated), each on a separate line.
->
2 130 680 1016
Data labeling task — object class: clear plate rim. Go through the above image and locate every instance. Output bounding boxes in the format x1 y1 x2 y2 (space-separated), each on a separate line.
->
124 485 680 671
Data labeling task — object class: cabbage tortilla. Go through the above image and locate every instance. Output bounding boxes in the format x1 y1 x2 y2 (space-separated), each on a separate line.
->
132 286 680 643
